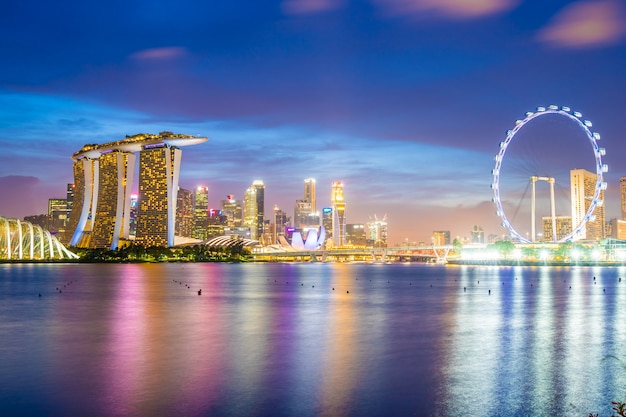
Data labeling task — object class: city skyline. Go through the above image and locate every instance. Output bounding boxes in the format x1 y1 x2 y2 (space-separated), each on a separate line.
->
1 0 625 244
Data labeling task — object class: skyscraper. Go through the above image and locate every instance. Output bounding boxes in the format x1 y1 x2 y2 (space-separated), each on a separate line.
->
135 145 182 247
176 187 194 238
192 186 209 240
274 205 289 244
621 177 626 220
331 181 346 247
90 150 136 249
68 132 207 248
570 168 605 241
221 195 243 228
244 180 265 240
304 178 316 212
367 215 388 247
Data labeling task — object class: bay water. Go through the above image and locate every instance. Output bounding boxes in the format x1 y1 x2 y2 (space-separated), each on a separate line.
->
1 262 625 416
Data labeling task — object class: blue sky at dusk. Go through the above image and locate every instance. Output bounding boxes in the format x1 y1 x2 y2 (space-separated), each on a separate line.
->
1 0 625 244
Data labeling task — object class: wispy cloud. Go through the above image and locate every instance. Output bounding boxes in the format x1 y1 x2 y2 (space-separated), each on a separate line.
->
373 0 519 20
130 46 188 61
537 0 626 48
282 0 344 15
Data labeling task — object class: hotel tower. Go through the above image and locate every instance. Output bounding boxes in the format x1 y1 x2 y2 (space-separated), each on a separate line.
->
68 132 207 249
331 181 346 247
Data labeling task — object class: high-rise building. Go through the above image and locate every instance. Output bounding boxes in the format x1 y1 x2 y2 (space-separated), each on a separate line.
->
542 216 572 242
610 218 626 240
304 178 316 212
135 145 182 247
90 151 136 249
66 183 75 213
471 225 485 244
221 195 243 228
571 168 605 241
322 207 333 240
367 215 388 247
68 132 207 248
129 194 138 237
67 158 98 247
207 209 228 239
294 199 312 229
192 186 209 240
432 231 450 246
621 177 626 220
346 223 366 246
274 205 289 244
176 187 194 238
331 181 346 247
244 180 265 240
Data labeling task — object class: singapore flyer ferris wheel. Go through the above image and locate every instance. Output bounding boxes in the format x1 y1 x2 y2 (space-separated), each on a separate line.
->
491 105 607 244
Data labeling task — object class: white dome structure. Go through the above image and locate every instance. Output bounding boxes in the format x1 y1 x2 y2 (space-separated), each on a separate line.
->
289 226 326 250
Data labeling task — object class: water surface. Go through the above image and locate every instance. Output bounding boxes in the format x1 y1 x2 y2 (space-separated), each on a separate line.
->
0 263 624 416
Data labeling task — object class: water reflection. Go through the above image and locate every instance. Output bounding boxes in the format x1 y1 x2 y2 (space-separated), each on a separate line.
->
0 263 625 417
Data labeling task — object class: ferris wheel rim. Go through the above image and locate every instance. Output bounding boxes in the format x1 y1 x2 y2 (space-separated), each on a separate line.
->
491 105 606 243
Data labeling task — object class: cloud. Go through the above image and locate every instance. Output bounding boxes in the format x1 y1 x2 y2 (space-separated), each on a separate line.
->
130 47 188 61
537 0 626 48
373 0 519 20
0 175 47 219
282 0 344 15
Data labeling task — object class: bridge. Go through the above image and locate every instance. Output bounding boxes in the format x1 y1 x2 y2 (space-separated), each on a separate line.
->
251 245 454 263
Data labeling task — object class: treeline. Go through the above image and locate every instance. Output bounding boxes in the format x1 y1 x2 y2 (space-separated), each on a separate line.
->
72 242 250 262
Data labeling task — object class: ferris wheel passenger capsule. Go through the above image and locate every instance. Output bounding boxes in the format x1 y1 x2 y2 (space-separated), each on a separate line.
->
597 200 604 207
537 106 546 112
593 132 600 140
515 119 523 125
602 164 608 173
574 111 582 118
549 105 558 110
599 148 606 156
562 106 571 112
525 111 534 117
601 182 608 190
584 120 592 127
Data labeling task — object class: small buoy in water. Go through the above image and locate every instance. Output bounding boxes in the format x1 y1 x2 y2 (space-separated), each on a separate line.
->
347 291 349 294
594 276 596 280
332 288 335 290
198 289 202 295
603 288 606 292
38 293 41 297
464 287 466 291
312 285 314 288
488 289 491 294
477 281 479 284
569 286 571 289
430 285 432 287
301 283 303 286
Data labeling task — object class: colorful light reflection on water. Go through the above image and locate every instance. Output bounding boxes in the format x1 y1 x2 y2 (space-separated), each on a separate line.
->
0 263 624 416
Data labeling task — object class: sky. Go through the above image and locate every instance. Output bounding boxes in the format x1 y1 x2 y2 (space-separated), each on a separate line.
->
0 0 625 245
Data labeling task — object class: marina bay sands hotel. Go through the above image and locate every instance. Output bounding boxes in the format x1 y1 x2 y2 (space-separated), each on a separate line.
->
67 132 207 249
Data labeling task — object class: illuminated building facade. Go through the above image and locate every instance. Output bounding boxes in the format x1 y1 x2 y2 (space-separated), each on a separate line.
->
90 151 135 249
367 215 388 247
274 205 289 244
542 216 572 242
331 181 346 247
244 180 265 240
193 186 209 240
609 218 626 240
68 132 207 248
471 225 484 244
135 145 181 247
621 177 626 220
432 230 450 246
221 195 243 228
346 223 366 246
176 187 193 238
304 178 316 212
570 168 605 241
